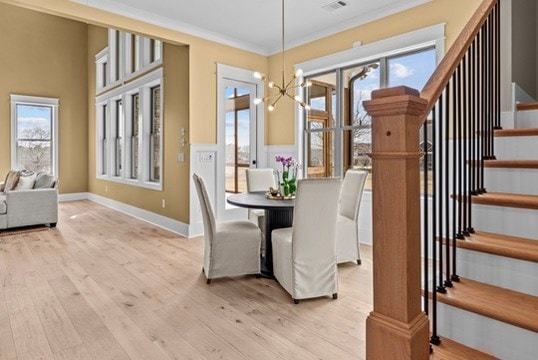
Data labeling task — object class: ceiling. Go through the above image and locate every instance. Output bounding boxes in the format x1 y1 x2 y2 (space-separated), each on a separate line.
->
72 0 431 55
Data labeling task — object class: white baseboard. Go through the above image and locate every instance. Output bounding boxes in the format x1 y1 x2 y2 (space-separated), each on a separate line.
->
58 192 89 202
59 192 190 238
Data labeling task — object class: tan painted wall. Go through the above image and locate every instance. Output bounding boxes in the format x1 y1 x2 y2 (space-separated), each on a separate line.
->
0 2 88 193
265 0 483 145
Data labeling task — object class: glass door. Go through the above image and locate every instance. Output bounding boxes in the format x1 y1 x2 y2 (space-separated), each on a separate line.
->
224 85 255 193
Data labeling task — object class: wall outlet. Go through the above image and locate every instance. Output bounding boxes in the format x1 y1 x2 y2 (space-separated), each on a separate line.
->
161 199 166 208
178 152 185 162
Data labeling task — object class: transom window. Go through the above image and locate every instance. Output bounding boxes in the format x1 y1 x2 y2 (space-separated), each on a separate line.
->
10 95 59 176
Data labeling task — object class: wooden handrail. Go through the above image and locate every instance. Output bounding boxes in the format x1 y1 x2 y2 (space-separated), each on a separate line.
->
420 0 497 115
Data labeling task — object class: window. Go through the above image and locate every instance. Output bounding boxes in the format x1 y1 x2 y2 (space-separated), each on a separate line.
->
130 94 139 179
96 68 163 190
150 39 162 63
303 47 436 187
150 85 161 182
99 30 163 93
10 95 59 176
100 104 108 175
131 34 140 73
114 99 123 177
225 86 252 193
95 48 109 90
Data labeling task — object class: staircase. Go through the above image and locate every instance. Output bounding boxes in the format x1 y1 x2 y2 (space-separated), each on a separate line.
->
434 105 538 359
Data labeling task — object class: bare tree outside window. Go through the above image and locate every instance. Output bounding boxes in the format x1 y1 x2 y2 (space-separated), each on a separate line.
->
15 103 53 174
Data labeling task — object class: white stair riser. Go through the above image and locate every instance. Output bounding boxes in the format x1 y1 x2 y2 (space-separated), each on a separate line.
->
484 168 538 195
516 109 538 128
494 136 538 160
456 248 538 295
472 204 538 240
437 303 537 360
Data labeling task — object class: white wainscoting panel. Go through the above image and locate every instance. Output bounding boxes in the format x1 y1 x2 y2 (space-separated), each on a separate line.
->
189 144 218 238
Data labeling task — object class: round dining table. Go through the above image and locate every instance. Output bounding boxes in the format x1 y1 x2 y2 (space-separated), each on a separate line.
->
226 191 295 278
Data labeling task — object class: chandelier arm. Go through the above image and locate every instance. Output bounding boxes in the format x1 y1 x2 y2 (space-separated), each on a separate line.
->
284 76 296 90
271 93 284 107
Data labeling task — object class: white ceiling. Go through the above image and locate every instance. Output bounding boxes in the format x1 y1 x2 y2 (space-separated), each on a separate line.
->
73 0 431 55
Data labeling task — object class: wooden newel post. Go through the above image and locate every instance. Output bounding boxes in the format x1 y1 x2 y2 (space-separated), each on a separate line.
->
363 86 430 360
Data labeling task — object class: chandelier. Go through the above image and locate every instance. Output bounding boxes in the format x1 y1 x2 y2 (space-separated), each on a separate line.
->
253 0 312 111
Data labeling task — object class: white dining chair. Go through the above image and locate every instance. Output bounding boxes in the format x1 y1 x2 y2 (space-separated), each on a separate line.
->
336 170 368 265
272 178 342 304
245 168 277 254
192 173 261 284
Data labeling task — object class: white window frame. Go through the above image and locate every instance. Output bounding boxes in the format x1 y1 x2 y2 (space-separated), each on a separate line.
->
96 68 163 190
10 94 59 177
95 47 109 91
294 23 446 177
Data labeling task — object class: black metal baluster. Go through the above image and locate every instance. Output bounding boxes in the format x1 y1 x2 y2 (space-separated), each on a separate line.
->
466 48 475 235
443 83 452 288
430 102 441 346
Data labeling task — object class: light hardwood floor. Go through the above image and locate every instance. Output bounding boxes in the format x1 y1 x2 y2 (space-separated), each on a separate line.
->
0 200 373 360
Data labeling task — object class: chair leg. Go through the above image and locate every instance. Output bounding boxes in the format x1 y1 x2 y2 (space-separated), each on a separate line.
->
293 299 300 304
357 259 362 265
206 278 211 285
332 293 338 300
255 273 261 278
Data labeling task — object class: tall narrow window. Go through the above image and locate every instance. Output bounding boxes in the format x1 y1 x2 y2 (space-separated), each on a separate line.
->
10 95 58 176
131 93 139 179
102 104 108 175
225 86 251 193
114 99 123 177
150 86 161 182
102 62 108 87
132 35 140 73
150 39 162 63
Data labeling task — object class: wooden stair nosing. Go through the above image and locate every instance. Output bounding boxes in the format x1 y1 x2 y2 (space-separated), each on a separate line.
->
455 231 538 263
494 128 538 137
516 102 538 111
484 160 538 169
430 336 498 360
470 192 538 210
436 278 538 333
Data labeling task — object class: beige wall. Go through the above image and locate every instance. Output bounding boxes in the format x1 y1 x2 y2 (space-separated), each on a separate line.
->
265 0 483 144
0 2 88 193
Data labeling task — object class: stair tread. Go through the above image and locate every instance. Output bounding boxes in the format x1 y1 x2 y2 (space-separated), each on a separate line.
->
484 160 538 169
472 192 538 209
494 127 538 137
457 231 538 262
437 278 538 332
516 102 538 111
430 337 497 360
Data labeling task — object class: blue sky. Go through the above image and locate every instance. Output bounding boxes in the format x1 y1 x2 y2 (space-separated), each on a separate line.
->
16 104 52 138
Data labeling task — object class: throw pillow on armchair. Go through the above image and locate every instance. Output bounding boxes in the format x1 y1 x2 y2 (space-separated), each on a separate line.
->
2 170 21 192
